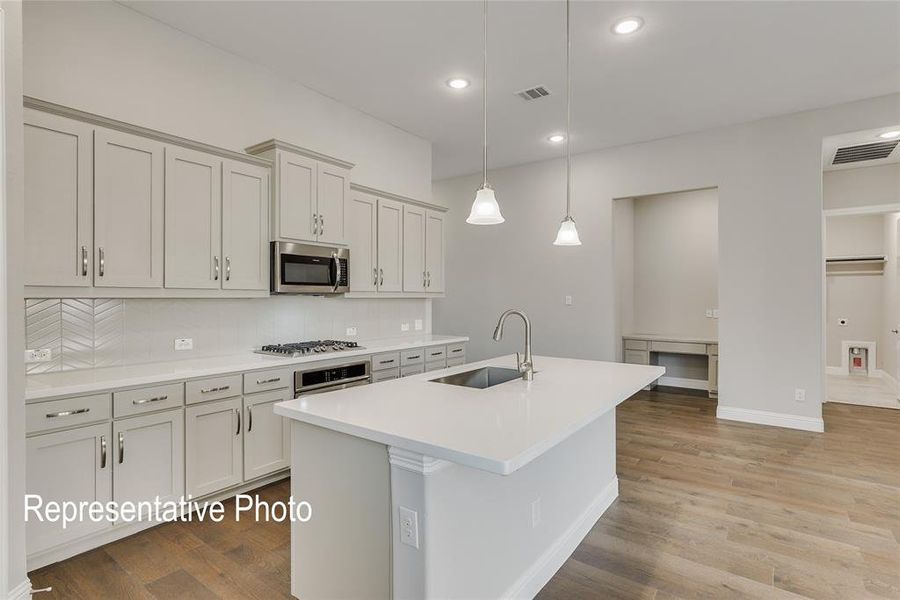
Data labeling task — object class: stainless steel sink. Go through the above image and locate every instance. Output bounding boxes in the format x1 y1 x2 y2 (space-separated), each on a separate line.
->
429 366 523 389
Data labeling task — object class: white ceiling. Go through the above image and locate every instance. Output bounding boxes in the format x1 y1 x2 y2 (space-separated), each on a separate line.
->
123 1 900 180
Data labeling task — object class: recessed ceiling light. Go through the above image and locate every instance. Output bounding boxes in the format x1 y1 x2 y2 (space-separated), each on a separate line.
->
548 134 566 143
446 78 470 90
878 130 900 140
612 16 644 35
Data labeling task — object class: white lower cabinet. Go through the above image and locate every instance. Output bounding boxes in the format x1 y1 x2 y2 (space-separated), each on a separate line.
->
25 422 112 554
243 389 291 480
185 397 243 498
113 410 184 510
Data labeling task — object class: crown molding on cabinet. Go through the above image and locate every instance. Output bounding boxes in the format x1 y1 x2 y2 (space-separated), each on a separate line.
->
350 182 448 214
245 138 355 170
24 96 272 168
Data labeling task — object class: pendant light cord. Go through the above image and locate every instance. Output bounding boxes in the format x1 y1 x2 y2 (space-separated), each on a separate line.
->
482 0 488 188
565 0 572 218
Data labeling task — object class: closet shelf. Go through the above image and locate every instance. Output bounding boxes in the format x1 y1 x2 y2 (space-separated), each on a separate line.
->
825 256 886 276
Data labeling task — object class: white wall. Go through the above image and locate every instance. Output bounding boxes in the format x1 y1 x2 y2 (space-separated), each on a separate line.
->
23 1 433 202
882 213 900 383
823 164 900 211
434 93 900 428
825 214 886 257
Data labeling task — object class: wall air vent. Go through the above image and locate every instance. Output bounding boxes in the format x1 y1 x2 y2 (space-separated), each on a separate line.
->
832 140 899 165
516 86 551 101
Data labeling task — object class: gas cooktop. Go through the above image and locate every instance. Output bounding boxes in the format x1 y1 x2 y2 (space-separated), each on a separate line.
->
255 340 362 357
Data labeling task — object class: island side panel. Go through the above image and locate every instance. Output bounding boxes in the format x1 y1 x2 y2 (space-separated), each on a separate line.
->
290 421 392 600
391 411 618 600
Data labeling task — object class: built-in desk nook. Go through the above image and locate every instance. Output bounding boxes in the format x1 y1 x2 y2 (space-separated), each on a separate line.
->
622 334 718 398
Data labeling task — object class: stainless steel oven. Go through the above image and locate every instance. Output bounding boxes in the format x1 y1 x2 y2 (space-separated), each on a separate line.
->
294 359 371 398
271 241 349 294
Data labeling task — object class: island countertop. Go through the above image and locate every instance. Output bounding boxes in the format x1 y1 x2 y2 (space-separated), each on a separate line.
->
275 354 664 475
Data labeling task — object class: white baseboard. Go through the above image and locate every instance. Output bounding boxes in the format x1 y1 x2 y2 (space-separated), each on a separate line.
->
502 478 619 600
8 579 32 600
657 376 708 391
717 406 824 433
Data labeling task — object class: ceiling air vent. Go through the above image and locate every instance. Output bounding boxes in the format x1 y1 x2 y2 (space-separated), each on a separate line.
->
516 86 551 101
832 140 899 165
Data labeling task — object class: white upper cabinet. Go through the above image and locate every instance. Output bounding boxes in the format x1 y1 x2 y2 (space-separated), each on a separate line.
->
346 192 377 292
402 205 426 293
378 199 404 293
24 109 93 287
425 210 445 293
277 151 317 242
164 147 222 289
94 128 165 288
222 160 270 291
316 163 349 245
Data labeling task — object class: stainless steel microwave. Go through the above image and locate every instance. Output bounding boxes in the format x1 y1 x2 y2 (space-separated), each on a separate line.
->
271 242 349 294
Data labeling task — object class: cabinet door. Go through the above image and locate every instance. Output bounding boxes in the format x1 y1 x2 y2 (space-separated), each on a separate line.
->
243 389 291 480
113 410 184 515
25 423 112 554
402 205 426 292
378 199 404 293
425 210 445 293
709 355 719 394
185 397 243 498
94 128 164 287
346 193 377 292
223 160 269 290
277 151 316 242
24 110 93 287
316 162 349 245
164 147 222 289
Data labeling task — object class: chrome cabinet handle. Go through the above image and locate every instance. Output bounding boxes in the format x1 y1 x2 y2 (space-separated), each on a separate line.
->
451 348 463 354
427 271 431 288
247 406 253 433
133 395 167 405
407 355 420 360
379 268 384 286
225 257 231 281
313 214 319 235
214 256 220 281
46 408 90 418
200 385 230 394
256 377 281 385
118 432 124 464
892 328 899 334
81 246 88 277
100 435 107 469
378 359 395 365
320 214 325 236
373 267 378 286
332 253 341 292
98 247 105 277
430 351 442 357
235 408 241 436
423 271 426 288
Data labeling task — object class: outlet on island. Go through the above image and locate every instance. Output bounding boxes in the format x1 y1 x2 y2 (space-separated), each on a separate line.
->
174 338 193 351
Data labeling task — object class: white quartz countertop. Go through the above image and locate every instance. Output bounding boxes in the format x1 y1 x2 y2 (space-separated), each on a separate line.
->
275 354 664 475
24 335 468 402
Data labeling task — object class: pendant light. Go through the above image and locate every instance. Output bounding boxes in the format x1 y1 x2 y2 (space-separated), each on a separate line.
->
553 0 581 246
466 0 505 225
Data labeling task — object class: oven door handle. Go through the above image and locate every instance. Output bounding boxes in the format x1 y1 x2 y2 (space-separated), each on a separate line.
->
295 374 371 397
331 253 341 293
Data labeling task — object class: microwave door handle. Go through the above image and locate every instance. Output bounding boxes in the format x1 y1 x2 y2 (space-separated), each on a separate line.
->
331 253 340 292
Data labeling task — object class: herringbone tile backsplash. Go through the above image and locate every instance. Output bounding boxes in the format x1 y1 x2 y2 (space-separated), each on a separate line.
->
26 299 124 374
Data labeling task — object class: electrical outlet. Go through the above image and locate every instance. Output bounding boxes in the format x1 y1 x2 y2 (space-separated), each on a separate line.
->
794 388 806 403
838 318 848 327
705 309 714 318
174 338 193 351
565 295 573 306
25 349 52 363
414 319 423 331
399 507 419 549
401 322 410 332
712 309 720 319
531 498 541 528
346 327 358 337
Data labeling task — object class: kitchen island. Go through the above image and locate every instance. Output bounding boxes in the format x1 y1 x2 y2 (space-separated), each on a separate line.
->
275 354 664 600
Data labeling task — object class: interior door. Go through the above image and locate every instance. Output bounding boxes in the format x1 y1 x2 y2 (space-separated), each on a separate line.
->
222 160 269 290
278 151 316 242
25 423 112 554
425 210 445 293
24 110 94 287
185 397 243 498
346 193 377 292
164 146 222 289
243 389 291 480
317 162 349 245
94 128 164 287
402 205 426 292
378 199 404 292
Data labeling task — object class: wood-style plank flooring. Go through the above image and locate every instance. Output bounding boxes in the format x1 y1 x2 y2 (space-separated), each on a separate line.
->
30 390 900 599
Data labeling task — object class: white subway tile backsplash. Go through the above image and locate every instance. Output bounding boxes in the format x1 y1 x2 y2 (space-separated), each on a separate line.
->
25 296 429 373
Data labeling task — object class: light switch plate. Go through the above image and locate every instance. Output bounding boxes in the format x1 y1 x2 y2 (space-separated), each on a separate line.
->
794 388 806 403
565 296 573 306
401 322 410 332
346 327 358 337
399 507 419 549
25 348 52 363
705 309 714 318
174 338 193 351
712 309 720 319
414 319 423 331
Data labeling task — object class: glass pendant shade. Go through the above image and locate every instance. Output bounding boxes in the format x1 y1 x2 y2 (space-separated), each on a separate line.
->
466 185 505 224
553 216 581 246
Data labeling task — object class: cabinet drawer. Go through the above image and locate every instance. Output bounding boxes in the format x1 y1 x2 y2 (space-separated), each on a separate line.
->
707 344 719 356
425 359 446 373
186 374 242 405
446 343 466 359
401 349 425 366
114 383 183 418
650 341 707 355
27 393 111 434
424 346 446 362
400 364 424 377
624 350 650 365
371 368 400 383
624 339 648 351
446 357 466 368
372 352 401 371
243 368 291 394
